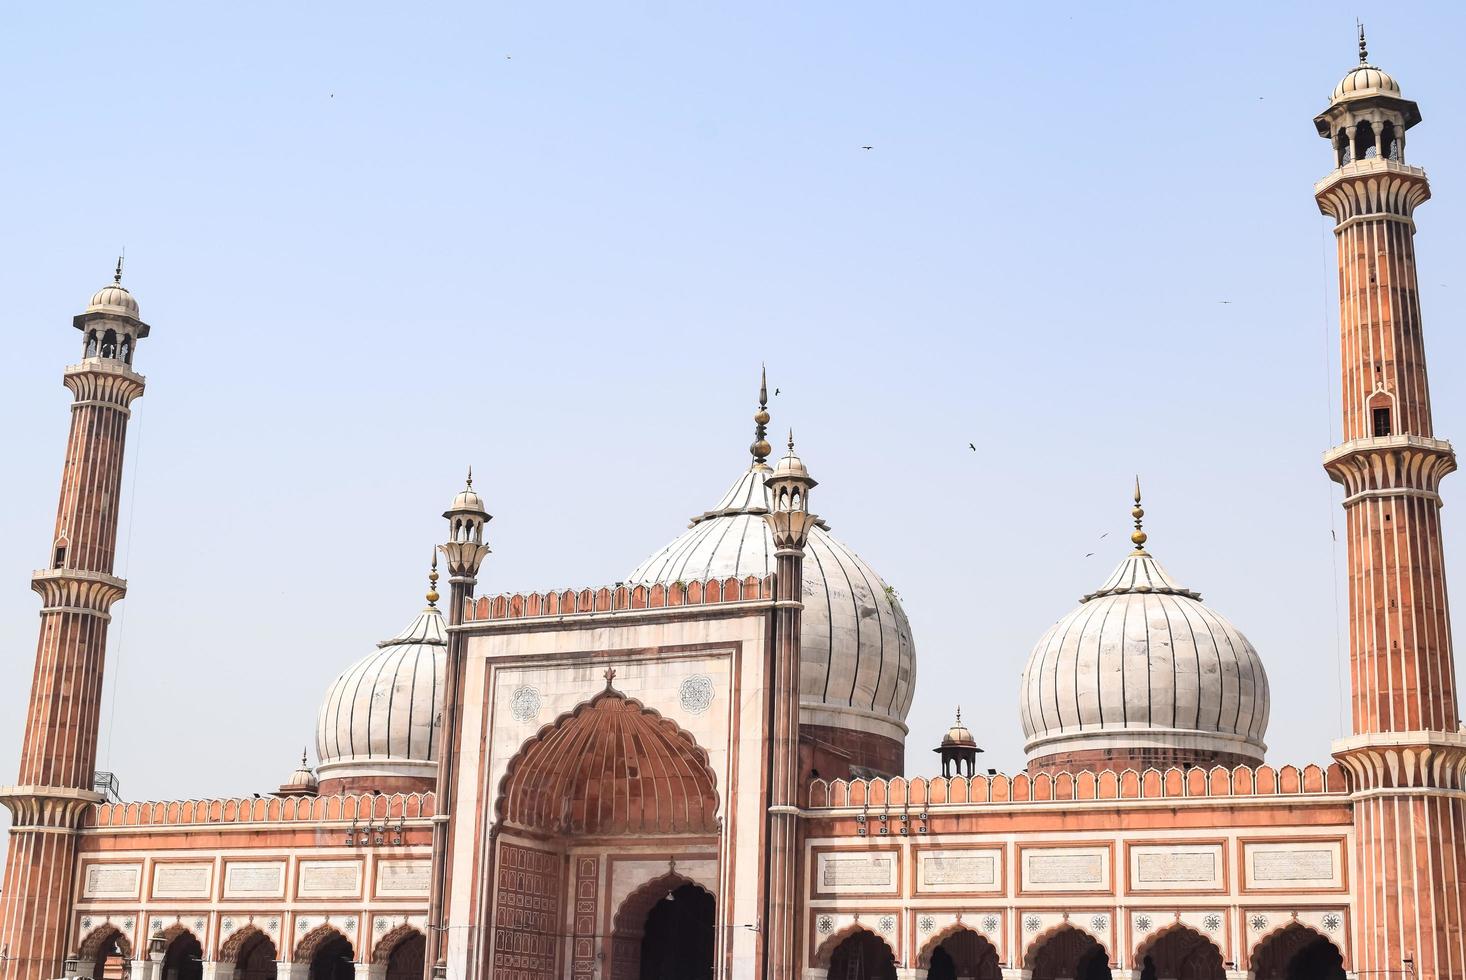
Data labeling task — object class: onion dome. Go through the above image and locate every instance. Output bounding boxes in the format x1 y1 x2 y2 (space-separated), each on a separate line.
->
315 565 447 793
626 374 915 771
277 750 319 797
1019 485 1270 772
87 258 140 318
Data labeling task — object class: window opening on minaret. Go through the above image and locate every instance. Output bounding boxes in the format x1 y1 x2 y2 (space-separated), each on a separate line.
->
1373 407 1392 437
119 336 132 364
1381 122 1399 161
1357 120 1377 159
100 329 117 359
85 331 98 357
1337 129 1352 166
52 544 66 569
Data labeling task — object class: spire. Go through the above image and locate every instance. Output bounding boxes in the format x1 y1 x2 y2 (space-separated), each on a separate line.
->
1358 20 1369 65
465 465 473 489
426 549 440 607
113 255 123 284
750 366 772 465
1131 476 1148 554
300 747 309 769
955 706 962 726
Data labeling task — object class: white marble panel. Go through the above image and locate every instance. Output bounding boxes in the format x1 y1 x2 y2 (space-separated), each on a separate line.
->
1130 844 1223 891
1021 846 1110 892
916 849 1002 894
816 852 899 894
1243 841 1342 890
152 863 212 899
82 864 141 899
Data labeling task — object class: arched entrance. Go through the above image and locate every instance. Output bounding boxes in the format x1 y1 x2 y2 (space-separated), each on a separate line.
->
221 928 278 980
923 928 1001 980
159 929 203 980
1251 926 1345 980
1029 927 1112 980
295 926 354 980
609 875 715 980
374 926 425 980
1135 927 1223 980
78 925 133 980
496 685 722 980
824 929 897 980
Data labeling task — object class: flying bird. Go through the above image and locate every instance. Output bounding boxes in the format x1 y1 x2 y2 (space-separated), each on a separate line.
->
1085 552 1095 558
1100 532 1109 539
774 387 781 396
861 145 873 150
1219 300 1232 304
968 443 976 451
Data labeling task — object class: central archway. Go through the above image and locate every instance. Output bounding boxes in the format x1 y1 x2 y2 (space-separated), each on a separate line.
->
923 927 1001 980
295 926 355 980
160 930 203 980
823 929 897 980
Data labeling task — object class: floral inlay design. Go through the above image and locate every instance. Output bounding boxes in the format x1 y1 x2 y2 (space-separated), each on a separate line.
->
510 686 541 723
817 915 835 935
679 675 715 715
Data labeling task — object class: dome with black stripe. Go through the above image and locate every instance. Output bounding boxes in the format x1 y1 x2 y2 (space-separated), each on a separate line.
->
627 459 917 758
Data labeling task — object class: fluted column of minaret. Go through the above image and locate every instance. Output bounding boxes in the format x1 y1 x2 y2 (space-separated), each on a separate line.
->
763 434 817 980
1 271 149 980
1317 33 1466 980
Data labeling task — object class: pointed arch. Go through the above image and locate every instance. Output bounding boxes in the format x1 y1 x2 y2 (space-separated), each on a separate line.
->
917 924 1001 975
1026 924 1112 980
609 875 715 980
220 926 273 963
1250 923 1345 980
814 924 895 968
78 924 134 961
1134 924 1224 980
496 686 719 835
293 924 353 963
370 925 424 964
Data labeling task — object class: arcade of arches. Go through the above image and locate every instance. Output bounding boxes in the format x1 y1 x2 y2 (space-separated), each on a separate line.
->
921 928 1001 980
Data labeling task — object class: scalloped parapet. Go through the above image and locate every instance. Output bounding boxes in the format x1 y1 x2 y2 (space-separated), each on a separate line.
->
807 763 1347 808
463 574 774 622
82 791 434 828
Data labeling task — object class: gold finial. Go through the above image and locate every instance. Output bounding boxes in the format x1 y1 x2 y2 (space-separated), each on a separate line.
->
427 549 440 606
113 254 124 284
751 365 772 464
299 747 309 768
955 706 962 725
787 428 795 453
1358 20 1368 64
604 666 617 689
1131 476 1148 553
465 465 473 489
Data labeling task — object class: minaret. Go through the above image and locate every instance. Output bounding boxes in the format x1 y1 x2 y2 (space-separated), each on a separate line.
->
1316 32 1466 980
763 433 818 980
425 474 490 980
0 265 149 980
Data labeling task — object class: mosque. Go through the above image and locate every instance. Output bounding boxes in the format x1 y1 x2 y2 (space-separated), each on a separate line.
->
3 31 1465 980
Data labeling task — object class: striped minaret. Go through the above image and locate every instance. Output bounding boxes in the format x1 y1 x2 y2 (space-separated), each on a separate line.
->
1317 31 1466 980
0 265 149 980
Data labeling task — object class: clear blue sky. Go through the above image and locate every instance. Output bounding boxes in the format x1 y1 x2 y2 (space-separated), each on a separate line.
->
4 3 1466 852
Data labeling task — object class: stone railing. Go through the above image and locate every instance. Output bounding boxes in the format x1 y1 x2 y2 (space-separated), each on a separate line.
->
463 574 775 622
808 763 1345 808
85 791 434 827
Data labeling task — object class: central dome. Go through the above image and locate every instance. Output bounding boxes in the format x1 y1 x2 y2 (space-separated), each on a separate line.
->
626 380 915 775
1019 496 1269 774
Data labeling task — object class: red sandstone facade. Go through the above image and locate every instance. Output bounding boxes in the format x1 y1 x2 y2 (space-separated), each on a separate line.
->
4 36 1466 980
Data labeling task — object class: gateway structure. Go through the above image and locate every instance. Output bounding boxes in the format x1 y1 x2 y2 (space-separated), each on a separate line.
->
1 35 1462 980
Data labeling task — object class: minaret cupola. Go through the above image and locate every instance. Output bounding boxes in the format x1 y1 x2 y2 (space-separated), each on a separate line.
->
74 257 149 366
1314 25 1419 167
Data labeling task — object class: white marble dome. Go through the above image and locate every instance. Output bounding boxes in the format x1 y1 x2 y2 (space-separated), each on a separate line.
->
628 460 916 747
1332 64 1400 104
315 605 446 786
86 281 139 319
1019 548 1270 766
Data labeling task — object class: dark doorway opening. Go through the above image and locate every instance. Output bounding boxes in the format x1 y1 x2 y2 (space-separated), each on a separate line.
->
828 930 897 980
308 935 355 980
638 883 714 980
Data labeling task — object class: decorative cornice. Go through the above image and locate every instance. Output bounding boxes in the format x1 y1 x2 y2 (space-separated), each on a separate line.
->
30 568 127 612
439 540 489 580
63 360 146 408
1333 731 1466 792
1323 435 1456 497
1315 160 1430 222
0 784 104 830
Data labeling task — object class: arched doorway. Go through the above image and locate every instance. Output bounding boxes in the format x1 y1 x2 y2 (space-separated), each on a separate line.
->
1029 927 1112 980
924 928 1001 980
1251 926 1345 980
825 929 897 980
374 926 425 980
78 926 133 980
160 931 203 980
296 926 355 980
1135 927 1223 980
609 875 715 980
222 929 278 980
639 884 714 980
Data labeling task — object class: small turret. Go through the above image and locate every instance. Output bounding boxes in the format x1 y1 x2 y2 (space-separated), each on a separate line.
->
934 708 982 778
